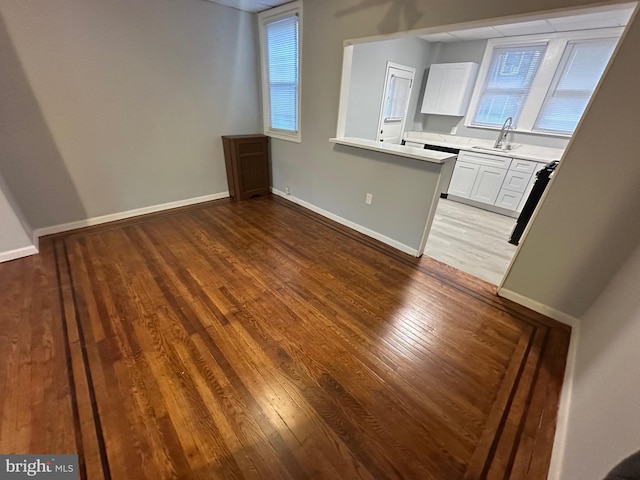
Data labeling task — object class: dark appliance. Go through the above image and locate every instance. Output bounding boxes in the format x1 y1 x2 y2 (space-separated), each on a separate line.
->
509 160 559 245
422 144 460 198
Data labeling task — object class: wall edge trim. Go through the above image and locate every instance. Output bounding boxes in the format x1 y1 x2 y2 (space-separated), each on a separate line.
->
271 188 420 257
34 192 229 238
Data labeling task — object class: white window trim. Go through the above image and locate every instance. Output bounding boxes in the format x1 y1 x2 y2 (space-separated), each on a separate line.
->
465 27 623 137
258 1 302 143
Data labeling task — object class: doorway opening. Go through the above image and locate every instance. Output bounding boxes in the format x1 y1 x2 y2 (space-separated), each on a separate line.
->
336 2 636 286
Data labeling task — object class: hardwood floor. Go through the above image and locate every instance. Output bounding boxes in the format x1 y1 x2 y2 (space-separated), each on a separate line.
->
0 196 570 479
425 199 518 285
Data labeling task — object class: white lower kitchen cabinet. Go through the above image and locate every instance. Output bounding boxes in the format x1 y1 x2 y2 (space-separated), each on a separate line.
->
448 149 550 216
448 161 480 198
495 189 524 210
469 166 508 204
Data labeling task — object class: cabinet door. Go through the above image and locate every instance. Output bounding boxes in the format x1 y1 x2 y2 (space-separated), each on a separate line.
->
421 65 446 114
470 166 507 204
448 161 480 199
495 189 524 210
421 63 479 116
439 65 471 115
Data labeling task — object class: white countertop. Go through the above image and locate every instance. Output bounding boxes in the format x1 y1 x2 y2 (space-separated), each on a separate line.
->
329 137 456 164
404 131 565 163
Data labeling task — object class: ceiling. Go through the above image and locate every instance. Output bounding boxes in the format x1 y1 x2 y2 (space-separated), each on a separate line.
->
419 5 635 42
205 0 290 13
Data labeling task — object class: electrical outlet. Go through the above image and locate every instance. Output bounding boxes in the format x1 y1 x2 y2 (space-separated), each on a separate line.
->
285 186 291 195
450 126 458 135
365 193 373 205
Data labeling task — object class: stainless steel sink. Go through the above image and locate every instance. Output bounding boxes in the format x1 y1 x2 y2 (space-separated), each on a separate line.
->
472 145 519 152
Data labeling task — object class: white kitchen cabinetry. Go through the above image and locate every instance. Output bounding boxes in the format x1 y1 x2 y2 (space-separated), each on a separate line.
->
421 62 479 116
448 161 480 198
470 166 508 204
516 162 547 212
449 150 511 203
495 189 524 210
448 150 551 215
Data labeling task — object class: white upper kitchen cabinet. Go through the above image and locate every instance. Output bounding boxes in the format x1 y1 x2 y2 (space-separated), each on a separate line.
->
420 62 479 116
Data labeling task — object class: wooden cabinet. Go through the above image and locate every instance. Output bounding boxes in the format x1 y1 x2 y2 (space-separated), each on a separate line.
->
222 135 270 200
421 62 479 116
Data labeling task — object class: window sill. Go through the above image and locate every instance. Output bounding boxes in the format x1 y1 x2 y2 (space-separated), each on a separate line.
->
265 129 301 143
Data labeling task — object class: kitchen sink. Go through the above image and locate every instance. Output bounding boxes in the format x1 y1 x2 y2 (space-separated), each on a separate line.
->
472 144 520 152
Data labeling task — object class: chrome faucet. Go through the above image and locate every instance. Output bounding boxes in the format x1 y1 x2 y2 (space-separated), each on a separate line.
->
494 116 513 149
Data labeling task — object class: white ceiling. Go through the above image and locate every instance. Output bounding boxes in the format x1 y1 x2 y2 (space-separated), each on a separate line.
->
205 0 290 13
419 5 635 42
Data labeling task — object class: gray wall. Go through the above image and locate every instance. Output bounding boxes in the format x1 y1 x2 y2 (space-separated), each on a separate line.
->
419 38 570 149
344 37 434 140
0 0 261 229
553 242 640 479
0 172 33 254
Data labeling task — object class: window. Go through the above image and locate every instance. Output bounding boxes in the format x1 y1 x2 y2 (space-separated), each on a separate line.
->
383 74 413 122
258 2 302 142
466 28 622 136
473 44 546 127
535 38 617 134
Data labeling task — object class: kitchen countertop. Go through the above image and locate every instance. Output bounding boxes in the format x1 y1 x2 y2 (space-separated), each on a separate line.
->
330 137 456 164
404 131 565 163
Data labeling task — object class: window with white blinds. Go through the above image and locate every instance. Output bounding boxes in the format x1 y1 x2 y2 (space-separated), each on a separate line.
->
472 44 546 127
466 28 622 136
383 75 412 121
534 38 617 134
259 2 302 142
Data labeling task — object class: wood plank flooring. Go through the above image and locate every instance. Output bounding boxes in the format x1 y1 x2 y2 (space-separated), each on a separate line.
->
425 199 518 285
0 196 570 479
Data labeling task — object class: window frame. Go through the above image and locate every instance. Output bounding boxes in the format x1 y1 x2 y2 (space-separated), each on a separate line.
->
465 27 622 137
258 1 302 143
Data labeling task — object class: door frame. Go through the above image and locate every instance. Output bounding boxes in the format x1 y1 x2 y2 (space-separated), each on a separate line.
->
376 62 416 144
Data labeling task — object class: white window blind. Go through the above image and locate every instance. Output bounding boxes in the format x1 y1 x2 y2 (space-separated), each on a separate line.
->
265 15 299 133
472 44 546 127
383 75 412 121
534 38 617 134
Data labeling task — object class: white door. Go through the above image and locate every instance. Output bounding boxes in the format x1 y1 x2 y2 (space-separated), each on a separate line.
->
377 62 415 144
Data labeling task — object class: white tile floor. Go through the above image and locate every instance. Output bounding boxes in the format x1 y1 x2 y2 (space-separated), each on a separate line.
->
424 198 518 285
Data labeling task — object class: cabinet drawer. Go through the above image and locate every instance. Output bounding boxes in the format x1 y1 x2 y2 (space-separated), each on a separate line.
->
458 150 512 169
502 170 532 193
495 189 524 210
510 159 538 174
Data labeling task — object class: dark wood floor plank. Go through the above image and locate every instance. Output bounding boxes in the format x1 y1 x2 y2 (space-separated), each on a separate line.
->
0 196 571 479
0 243 76 456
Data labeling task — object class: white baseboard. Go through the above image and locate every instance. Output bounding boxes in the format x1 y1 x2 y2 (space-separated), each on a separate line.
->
497 288 579 327
0 245 39 263
546 322 580 480
34 192 229 238
271 188 419 256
